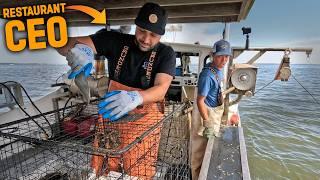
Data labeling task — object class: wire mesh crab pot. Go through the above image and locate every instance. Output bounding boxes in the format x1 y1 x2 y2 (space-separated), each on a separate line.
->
0 101 191 180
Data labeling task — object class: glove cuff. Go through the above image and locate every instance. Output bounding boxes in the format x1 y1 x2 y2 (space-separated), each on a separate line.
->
130 91 143 105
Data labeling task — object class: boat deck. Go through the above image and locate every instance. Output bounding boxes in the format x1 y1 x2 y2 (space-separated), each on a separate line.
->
199 125 250 180
208 127 242 179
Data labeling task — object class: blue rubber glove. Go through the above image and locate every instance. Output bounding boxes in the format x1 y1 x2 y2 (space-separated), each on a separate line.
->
66 44 94 79
98 90 143 121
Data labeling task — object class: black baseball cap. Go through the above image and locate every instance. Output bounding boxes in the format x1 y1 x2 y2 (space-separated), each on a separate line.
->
135 3 168 35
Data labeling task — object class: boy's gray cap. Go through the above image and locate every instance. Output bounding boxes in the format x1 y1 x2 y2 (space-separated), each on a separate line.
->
212 40 232 56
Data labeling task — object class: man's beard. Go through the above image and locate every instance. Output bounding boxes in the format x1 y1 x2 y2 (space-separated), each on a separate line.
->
135 39 155 52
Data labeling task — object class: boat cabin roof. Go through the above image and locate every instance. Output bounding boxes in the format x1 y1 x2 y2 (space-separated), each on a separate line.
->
0 0 255 26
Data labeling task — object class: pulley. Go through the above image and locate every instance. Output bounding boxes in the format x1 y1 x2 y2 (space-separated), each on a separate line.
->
229 63 258 95
231 64 257 90
231 68 256 91
274 49 291 81
279 67 291 80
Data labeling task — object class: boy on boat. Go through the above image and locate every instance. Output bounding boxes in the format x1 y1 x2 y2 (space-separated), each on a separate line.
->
191 39 232 180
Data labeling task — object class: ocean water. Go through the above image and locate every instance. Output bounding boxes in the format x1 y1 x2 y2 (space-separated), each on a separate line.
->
0 64 69 103
239 64 320 180
0 63 319 179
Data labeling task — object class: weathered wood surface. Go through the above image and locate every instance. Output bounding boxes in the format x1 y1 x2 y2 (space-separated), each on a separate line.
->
0 0 254 26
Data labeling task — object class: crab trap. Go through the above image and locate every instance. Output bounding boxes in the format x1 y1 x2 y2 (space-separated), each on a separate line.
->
0 101 191 180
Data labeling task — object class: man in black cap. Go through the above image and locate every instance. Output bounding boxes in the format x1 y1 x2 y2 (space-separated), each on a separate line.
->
57 2 175 179
57 2 175 120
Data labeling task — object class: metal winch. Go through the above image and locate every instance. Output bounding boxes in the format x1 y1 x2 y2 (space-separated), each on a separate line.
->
64 54 109 102
223 63 258 97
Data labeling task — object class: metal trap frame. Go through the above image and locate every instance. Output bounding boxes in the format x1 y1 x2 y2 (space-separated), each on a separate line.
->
0 101 191 180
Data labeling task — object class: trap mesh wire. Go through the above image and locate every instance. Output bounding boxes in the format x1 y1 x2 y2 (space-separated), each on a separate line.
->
0 101 191 180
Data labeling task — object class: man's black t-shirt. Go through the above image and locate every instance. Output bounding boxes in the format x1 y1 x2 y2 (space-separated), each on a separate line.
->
90 29 176 89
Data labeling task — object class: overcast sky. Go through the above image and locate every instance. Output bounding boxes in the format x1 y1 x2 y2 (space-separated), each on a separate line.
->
0 0 319 64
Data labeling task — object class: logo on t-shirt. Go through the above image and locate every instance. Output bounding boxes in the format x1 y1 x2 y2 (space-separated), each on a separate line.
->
142 61 148 69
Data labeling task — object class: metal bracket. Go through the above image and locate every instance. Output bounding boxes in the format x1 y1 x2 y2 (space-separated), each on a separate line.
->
0 82 24 109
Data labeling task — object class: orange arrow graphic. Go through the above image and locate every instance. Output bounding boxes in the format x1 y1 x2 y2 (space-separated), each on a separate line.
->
66 5 106 24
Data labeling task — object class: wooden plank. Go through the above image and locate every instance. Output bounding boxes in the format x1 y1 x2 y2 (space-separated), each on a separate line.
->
233 50 243 59
0 0 251 25
198 137 216 180
67 15 238 26
64 14 238 23
233 47 313 53
246 50 266 65
0 0 105 9
63 3 240 20
167 44 313 56
0 2 241 19
61 2 240 24
237 0 255 21
0 0 243 9
238 126 251 180
165 3 240 18
100 0 243 9
167 15 238 23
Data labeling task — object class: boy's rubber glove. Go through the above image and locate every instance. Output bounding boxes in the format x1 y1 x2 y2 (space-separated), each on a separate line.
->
98 90 143 121
66 44 94 79
197 120 216 138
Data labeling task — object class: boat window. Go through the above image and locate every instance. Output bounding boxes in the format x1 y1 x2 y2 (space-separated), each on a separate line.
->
189 56 200 73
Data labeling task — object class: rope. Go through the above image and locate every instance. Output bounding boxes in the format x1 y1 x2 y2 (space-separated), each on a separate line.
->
292 74 320 105
0 82 50 138
254 79 275 94
252 70 319 106
55 73 66 84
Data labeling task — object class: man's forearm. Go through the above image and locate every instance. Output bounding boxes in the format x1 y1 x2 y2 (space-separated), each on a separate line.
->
139 73 172 104
56 36 97 56
139 84 167 104
56 37 77 56
197 97 209 120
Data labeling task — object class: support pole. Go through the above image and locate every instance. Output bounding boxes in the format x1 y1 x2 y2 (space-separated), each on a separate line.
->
223 23 232 125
